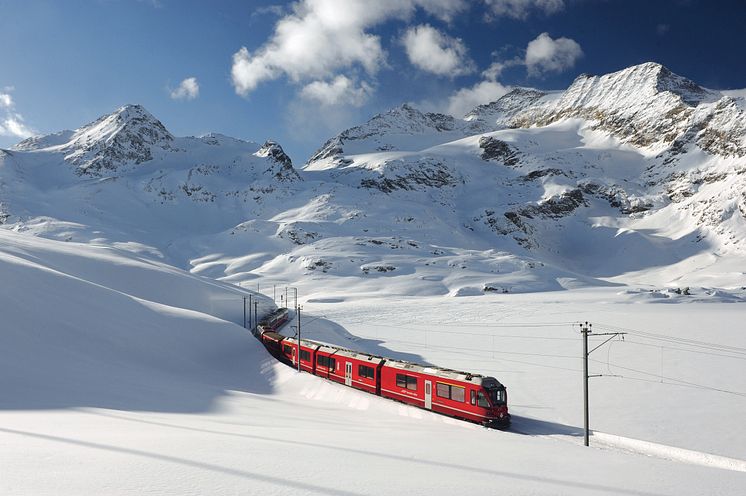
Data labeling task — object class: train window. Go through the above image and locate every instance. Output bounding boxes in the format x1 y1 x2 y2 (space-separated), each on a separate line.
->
300 350 310 362
359 365 375 379
329 358 336 370
477 391 489 408
451 386 465 402
396 374 418 391
488 388 506 405
317 355 329 367
436 383 465 402
283 344 292 355
406 376 417 391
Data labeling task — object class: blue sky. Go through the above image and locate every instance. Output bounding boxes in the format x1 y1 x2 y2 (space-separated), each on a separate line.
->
1 0 745 162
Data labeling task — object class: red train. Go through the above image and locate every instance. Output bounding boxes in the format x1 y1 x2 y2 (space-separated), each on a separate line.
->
257 308 510 428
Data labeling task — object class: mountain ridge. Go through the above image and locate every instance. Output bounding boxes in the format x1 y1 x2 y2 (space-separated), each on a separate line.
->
2 62 746 298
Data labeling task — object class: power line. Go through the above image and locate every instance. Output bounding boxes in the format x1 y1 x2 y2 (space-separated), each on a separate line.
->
589 358 746 398
345 320 577 329
594 322 746 355
623 338 746 361
359 336 578 359
322 321 578 340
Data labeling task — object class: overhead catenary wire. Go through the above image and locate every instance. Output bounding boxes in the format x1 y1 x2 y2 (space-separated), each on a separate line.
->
623 338 746 361
317 320 579 340
593 322 746 355
589 358 746 398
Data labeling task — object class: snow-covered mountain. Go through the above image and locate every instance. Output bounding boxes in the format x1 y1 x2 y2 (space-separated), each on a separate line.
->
297 62 746 296
2 62 746 299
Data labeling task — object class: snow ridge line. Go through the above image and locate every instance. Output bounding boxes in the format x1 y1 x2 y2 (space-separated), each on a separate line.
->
592 431 746 473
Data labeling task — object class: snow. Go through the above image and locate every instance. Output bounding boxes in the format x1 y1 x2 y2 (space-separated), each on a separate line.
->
1 230 745 495
2 62 746 494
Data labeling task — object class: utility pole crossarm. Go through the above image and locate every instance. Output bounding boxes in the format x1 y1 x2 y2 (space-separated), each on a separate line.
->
588 333 626 355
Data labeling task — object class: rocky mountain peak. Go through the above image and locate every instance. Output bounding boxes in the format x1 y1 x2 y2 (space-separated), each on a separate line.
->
567 62 711 107
464 88 548 131
60 104 174 176
255 140 301 182
72 104 174 147
307 104 463 167
506 62 730 152
256 140 292 168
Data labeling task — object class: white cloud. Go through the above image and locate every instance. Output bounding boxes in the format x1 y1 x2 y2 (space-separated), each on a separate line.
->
524 32 582 76
722 89 746 99
251 4 286 18
230 0 467 96
402 24 475 77
300 75 373 106
484 0 564 19
446 80 510 117
0 91 35 139
170 77 200 100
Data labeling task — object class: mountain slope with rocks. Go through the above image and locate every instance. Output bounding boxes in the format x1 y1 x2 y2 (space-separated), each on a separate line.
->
2 63 746 299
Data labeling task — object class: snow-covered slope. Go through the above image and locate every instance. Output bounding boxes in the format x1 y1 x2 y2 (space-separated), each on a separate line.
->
0 229 274 411
1 229 744 495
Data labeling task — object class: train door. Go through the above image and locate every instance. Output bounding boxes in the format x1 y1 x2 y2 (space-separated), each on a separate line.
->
345 362 352 386
424 380 432 410
292 346 297 367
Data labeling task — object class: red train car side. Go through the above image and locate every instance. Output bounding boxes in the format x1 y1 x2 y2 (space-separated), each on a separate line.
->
380 359 509 427
312 347 385 395
279 337 320 374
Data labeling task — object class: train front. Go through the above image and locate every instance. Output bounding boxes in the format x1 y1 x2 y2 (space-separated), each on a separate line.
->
480 377 510 428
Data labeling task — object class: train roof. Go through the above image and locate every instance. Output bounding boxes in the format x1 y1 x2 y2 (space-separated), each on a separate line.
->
261 331 285 342
259 307 289 324
281 336 321 350
285 337 386 365
384 359 504 388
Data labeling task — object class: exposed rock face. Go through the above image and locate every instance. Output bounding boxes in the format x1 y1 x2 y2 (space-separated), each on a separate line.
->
464 88 547 131
479 136 520 165
256 140 292 168
580 182 653 214
359 157 461 193
256 140 300 181
506 189 587 222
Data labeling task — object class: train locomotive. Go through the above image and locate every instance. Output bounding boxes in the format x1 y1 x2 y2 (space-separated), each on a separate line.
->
257 308 510 428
